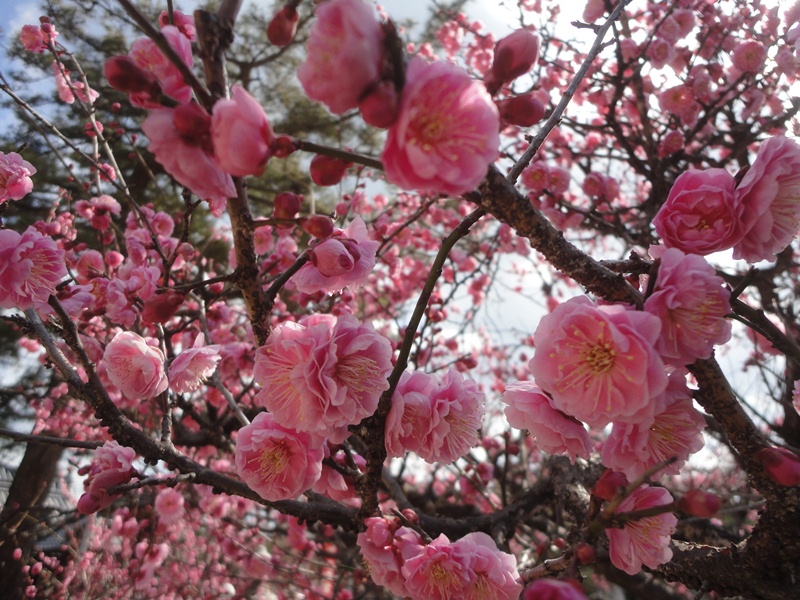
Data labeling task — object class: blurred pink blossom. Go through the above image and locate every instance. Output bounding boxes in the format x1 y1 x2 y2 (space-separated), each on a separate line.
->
128 25 193 107
168 334 222 393
523 578 588 599
77 441 137 514
154 488 185 525
158 10 196 42
382 58 499 196
212 85 275 176
0 226 67 310
102 331 169 400
0 151 37 203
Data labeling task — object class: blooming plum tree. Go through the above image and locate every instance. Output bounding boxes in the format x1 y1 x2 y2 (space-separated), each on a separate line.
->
1 0 800 598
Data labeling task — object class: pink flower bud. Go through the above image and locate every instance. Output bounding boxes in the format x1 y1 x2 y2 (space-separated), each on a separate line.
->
678 489 722 517
303 214 334 238
267 5 299 47
592 469 628 501
487 29 539 94
311 238 356 276
271 135 297 158
496 93 546 127
274 192 301 220
759 447 800 487
359 80 400 128
211 85 275 176
310 155 351 186
104 55 159 95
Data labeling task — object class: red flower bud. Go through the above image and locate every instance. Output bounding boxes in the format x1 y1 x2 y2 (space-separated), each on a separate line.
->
302 214 335 238
359 81 400 128
677 489 722 517
310 155 352 187
141 290 185 325
104 55 159 95
273 192 301 220
487 29 539 94
271 135 298 158
267 5 299 47
759 447 800 487
496 94 546 127
592 469 628 501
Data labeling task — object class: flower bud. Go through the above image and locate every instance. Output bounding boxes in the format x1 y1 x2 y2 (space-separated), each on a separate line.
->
678 489 722 517
591 469 628 501
310 155 351 186
141 290 185 325
302 214 334 238
759 447 800 487
273 192 301 220
486 29 539 95
267 5 299 47
496 94 546 127
359 80 400 128
271 135 297 158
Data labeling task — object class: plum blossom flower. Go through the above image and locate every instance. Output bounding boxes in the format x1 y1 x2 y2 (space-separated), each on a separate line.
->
154 488 185 525
102 331 169 400
601 373 706 479
358 517 424 597
254 314 392 440
0 226 67 310
53 61 98 105
382 58 500 196
502 381 592 462
733 136 800 263
128 25 193 107
168 334 222 393
732 41 767 73
158 10 196 42
293 217 378 294
385 370 437 458
401 534 474 599
644 246 731 366
606 485 677 575
142 105 235 213
653 168 743 255
453 532 523 600
20 23 57 53
77 441 137 514
529 297 668 428
234 412 324 501
211 85 275 177
298 0 383 114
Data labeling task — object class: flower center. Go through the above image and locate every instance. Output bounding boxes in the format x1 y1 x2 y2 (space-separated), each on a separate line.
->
582 342 616 374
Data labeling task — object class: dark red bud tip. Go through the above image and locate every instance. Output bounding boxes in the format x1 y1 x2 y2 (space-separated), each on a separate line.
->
310 155 352 187
271 135 298 158
172 102 212 138
302 214 335 238
104 56 159 95
267 5 299 47
274 192 301 220
359 81 400 128
496 94 546 127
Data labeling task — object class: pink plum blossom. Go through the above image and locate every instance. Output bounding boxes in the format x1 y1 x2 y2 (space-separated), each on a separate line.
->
20 23 57 53
358 517 423 597
142 105 236 212
234 412 324 501
529 297 667 428
385 370 437 458
733 136 800 263
253 314 392 439
0 226 67 310
128 25 193 107
53 60 98 105
158 10 196 42
154 488 185 525
732 41 767 73
211 85 275 177
77 441 137 514
452 532 523 600
502 381 592 462
653 168 743 255
168 334 222 393
601 373 706 479
606 485 677 575
401 534 474 599
382 58 500 196
297 0 383 114
292 217 378 294
644 246 732 366
0 152 36 203
102 331 169 400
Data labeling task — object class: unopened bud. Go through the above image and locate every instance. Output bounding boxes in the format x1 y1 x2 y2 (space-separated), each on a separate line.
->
359 81 400 128
487 29 539 94
273 192 301 220
678 489 722 517
496 94 546 127
310 155 351 187
267 5 299 47
591 469 628 501
302 214 334 238
759 447 800 487
271 135 297 158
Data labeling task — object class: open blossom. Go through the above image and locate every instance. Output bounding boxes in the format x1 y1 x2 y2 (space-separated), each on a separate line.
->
653 168 743 255
0 152 36 203
503 381 592 462
254 314 392 439
154 488 185 525
20 23 57 53
142 105 236 213
168 334 222 393
211 85 275 176
529 297 667 428
128 25 193 107
77 441 137 514
606 485 677 575
644 246 731 366
382 58 500 196
401 534 474 599
293 217 378 294
53 61 98 105
0 226 67 311
358 517 424 597
235 412 324 501
733 136 800 263
102 331 169 400
732 41 767 73
601 373 706 480
454 532 523 600
298 0 383 114
386 370 437 458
